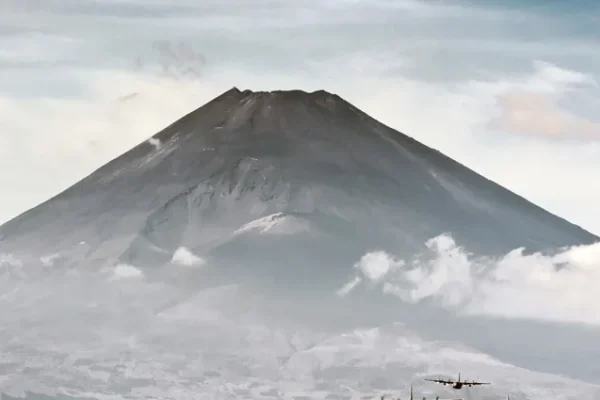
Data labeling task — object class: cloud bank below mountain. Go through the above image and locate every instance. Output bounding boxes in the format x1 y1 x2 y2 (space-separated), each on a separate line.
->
342 233 600 326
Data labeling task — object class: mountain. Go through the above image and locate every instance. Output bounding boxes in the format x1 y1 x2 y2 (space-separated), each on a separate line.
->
0 87 597 285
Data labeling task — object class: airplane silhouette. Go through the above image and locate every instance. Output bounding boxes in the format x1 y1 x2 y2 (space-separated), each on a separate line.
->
424 373 490 389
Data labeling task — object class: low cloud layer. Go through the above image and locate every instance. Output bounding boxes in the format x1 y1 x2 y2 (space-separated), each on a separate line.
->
343 233 600 326
1 251 600 399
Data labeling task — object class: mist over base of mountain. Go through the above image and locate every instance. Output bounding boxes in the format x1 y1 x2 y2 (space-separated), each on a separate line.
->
2 233 600 400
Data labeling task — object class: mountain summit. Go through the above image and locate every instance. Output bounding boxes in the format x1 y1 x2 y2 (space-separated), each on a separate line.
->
0 87 596 280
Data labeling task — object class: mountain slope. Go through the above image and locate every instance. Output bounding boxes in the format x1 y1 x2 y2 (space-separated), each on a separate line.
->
0 87 596 277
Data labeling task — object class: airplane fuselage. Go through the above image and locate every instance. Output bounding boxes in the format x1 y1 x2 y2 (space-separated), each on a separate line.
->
442 382 468 389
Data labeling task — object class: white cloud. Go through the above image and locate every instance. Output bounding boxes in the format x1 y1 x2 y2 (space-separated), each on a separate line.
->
112 263 143 279
171 246 205 267
0 0 599 238
347 233 600 326
354 251 404 283
336 275 361 297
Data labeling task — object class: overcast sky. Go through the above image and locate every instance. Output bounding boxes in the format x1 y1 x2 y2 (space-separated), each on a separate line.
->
1 0 599 235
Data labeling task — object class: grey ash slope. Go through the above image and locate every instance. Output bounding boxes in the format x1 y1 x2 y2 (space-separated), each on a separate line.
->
0 87 596 276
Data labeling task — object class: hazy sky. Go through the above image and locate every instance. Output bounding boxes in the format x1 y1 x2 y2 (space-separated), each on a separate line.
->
1 0 599 235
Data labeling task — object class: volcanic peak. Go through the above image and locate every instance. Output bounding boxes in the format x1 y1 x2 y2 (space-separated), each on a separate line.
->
231 87 343 103
201 86 359 118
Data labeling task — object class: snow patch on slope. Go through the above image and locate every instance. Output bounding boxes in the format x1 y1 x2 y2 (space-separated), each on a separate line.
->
148 137 161 149
137 135 178 169
233 213 311 236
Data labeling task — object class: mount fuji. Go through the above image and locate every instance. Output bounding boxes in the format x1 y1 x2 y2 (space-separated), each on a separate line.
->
1 88 600 400
0 88 595 282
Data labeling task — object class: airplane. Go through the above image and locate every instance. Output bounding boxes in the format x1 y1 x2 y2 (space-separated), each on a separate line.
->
424 373 490 389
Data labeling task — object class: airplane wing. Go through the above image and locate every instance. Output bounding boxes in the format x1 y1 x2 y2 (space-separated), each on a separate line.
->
464 381 490 386
424 378 454 384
